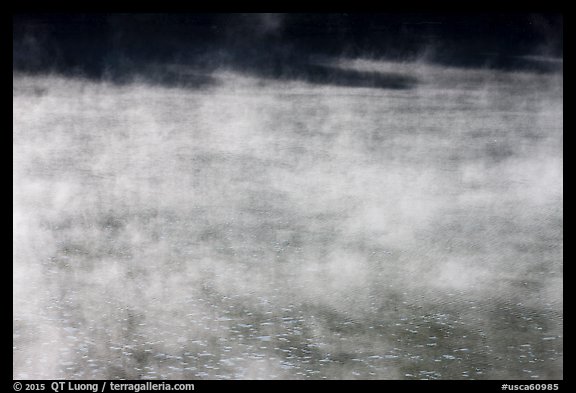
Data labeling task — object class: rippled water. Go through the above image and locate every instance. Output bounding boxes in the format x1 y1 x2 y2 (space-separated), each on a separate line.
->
13 60 563 379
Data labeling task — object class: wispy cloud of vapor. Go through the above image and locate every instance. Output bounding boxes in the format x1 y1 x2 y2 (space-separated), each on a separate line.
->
13 54 562 379
254 13 285 35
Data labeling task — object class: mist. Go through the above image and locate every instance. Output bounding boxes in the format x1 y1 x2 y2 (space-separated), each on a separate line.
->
13 13 562 380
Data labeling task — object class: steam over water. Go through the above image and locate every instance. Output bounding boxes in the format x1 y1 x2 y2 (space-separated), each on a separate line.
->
13 58 562 379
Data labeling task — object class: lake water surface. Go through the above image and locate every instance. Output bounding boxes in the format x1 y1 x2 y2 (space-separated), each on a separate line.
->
13 59 563 379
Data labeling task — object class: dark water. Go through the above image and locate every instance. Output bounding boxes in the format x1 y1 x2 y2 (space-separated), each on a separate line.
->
13 60 562 379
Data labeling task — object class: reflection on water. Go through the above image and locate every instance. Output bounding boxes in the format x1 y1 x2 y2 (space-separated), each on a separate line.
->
13 60 562 379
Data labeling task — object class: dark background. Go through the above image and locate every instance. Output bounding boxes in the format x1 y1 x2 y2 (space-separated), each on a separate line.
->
13 13 563 83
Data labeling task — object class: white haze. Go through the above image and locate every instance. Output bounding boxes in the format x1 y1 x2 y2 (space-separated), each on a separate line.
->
13 58 562 379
